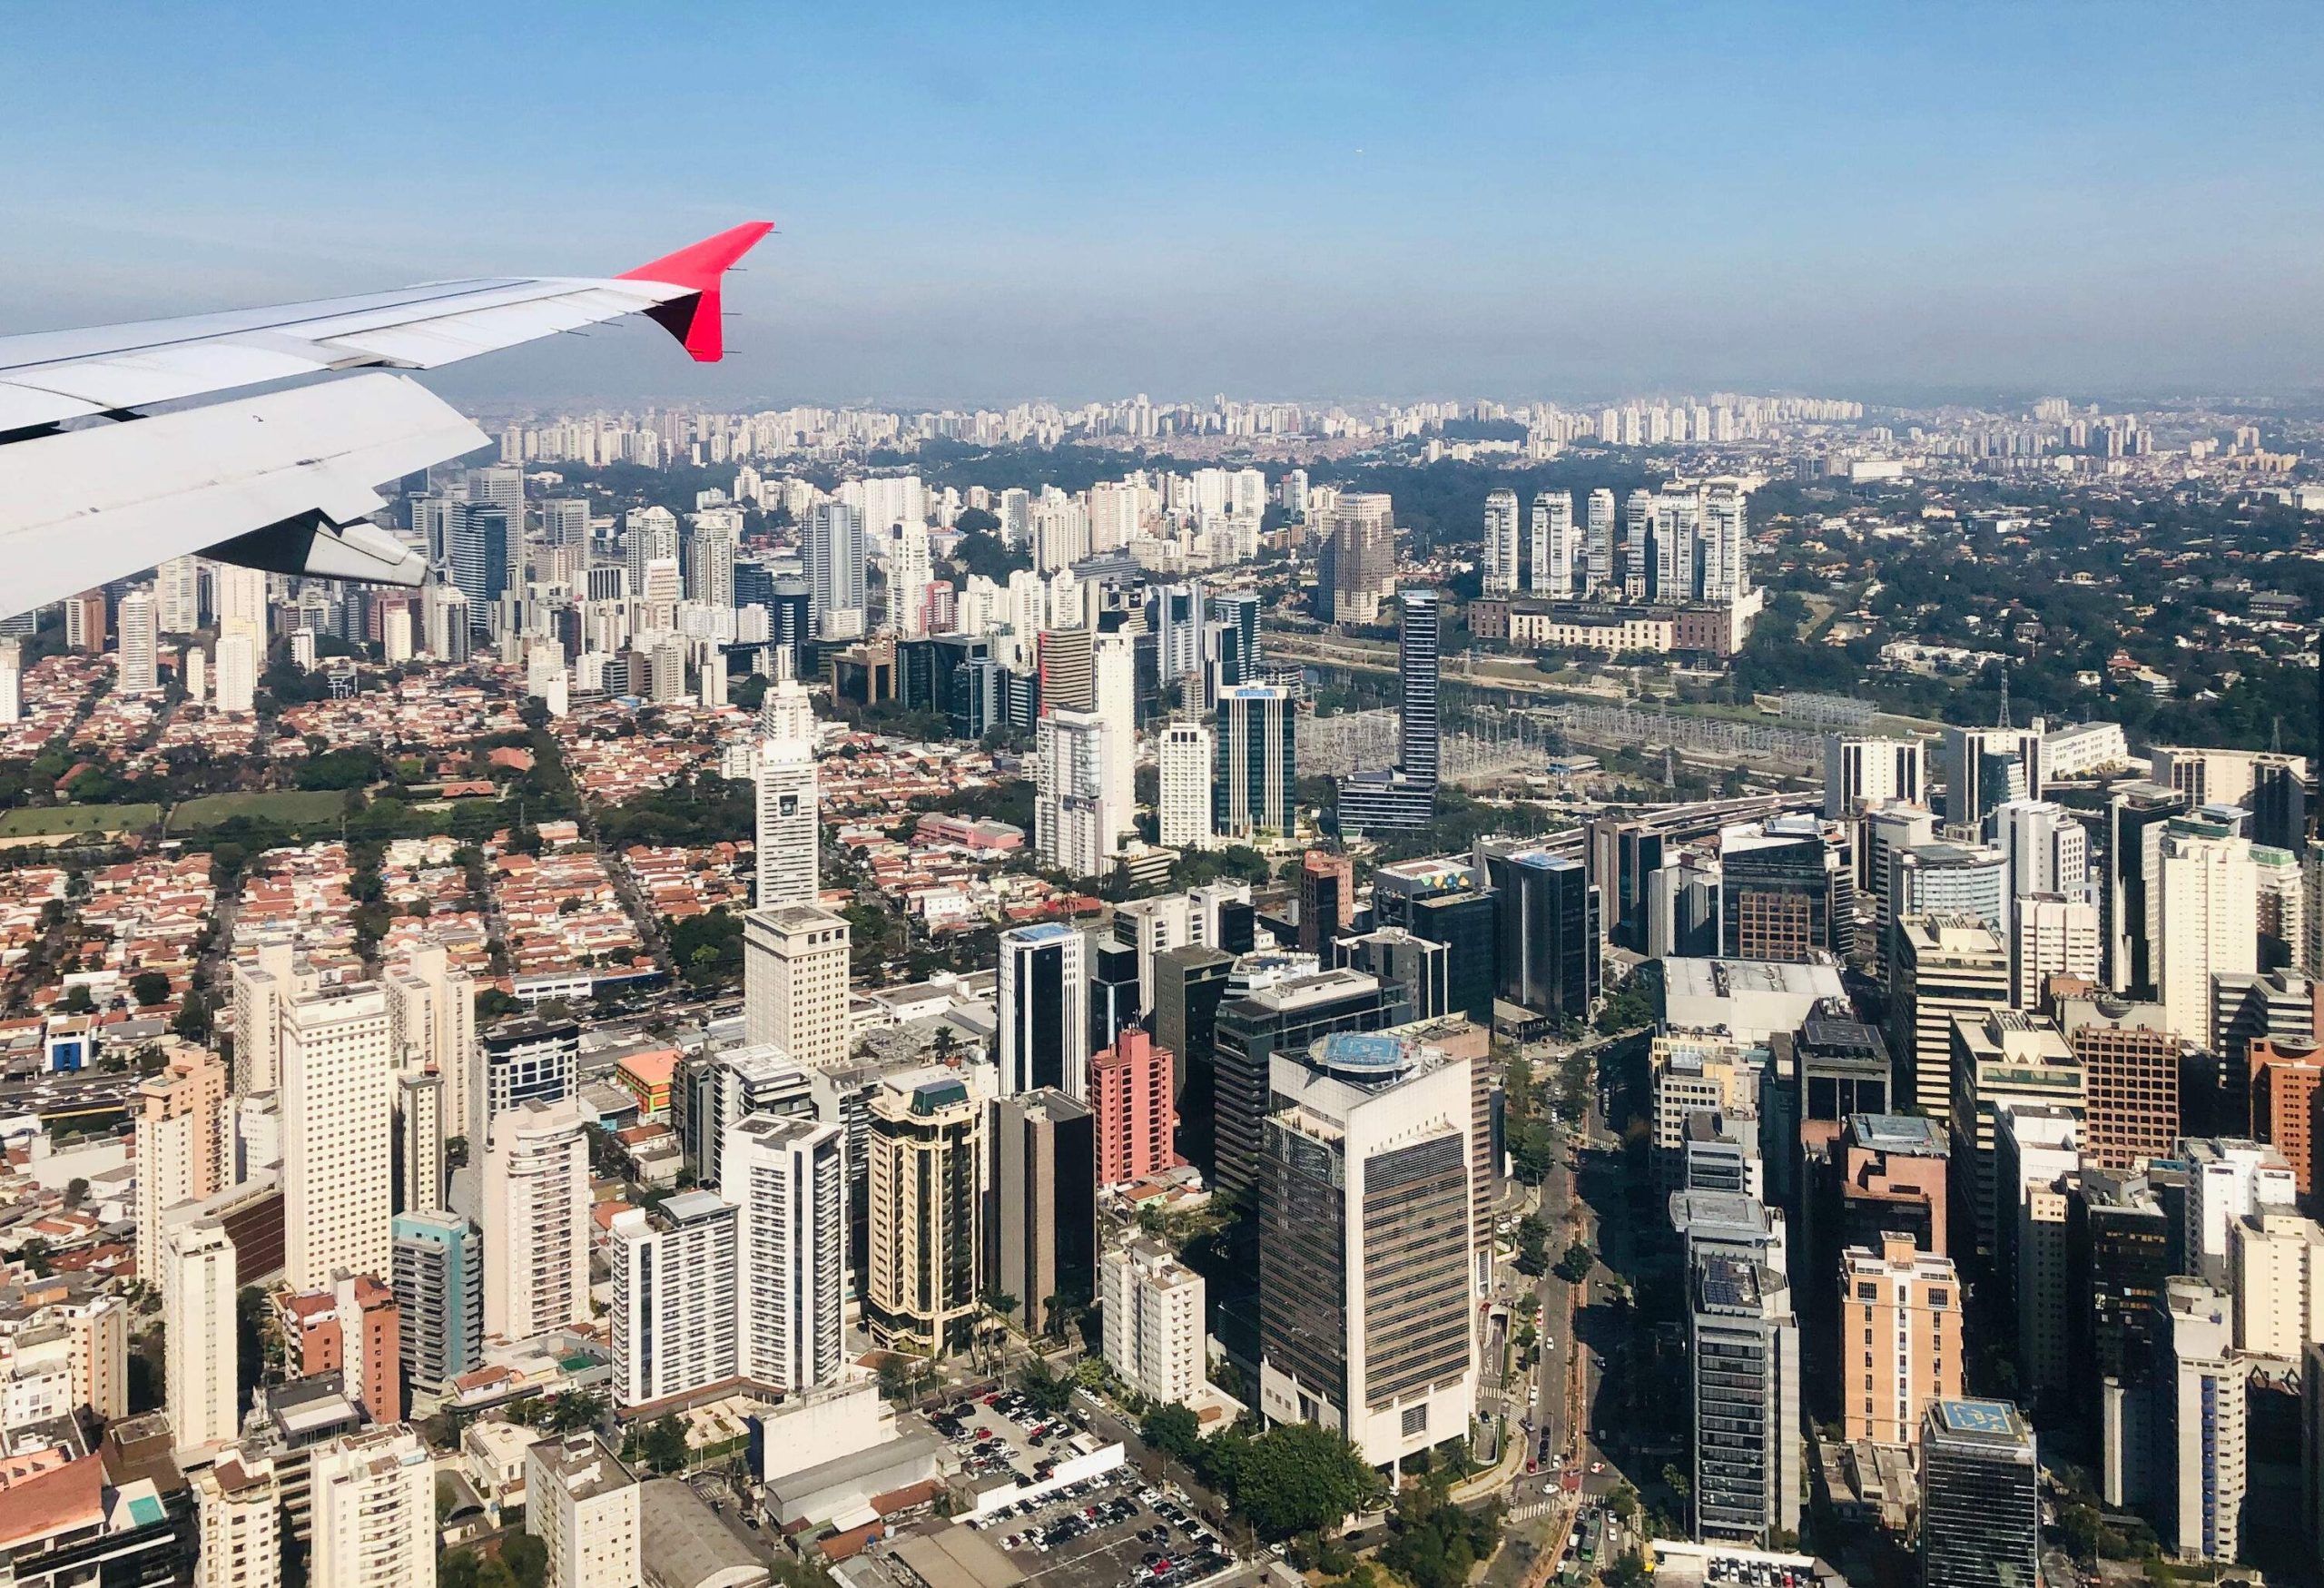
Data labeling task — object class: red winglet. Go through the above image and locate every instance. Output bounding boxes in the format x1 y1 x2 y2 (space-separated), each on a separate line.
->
616 220 774 363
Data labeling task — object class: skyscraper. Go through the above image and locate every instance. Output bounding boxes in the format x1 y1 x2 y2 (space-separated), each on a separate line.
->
2150 1278 2249 1563
215 630 257 714
193 1454 281 1588
753 734 820 910
134 1048 229 1288
2056 996 2181 1170
525 1435 642 1588
310 1425 435 1588
1215 686 1295 842
1035 706 1118 878
606 1191 739 1410
480 1098 590 1342
1689 1250 1801 1545
116 586 158 694
1889 917 2011 1121
726 1114 848 1393
1481 843 1600 1021
864 1070 983 1355
391 1210 481 1408
281 985 394 1291
2150 814 2259 1043
1089 1027 1177 1189
446 501 510 616
1919 1399 2041 1588
805 500 868 639
988 1090 1097 1336
1212 968 1410 1200
1481 488 1520 596
1337 589 1440 833
1584 488 1615 591
743 903 852 1070
1840 1234 1965 1446
1257 1031 1474 1466
1158 721 1214 851
1530 490 1577 597
164 1217 238 1455
998 923 1089 1098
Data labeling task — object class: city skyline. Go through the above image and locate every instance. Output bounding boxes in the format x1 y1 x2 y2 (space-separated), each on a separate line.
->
5 5 2320 405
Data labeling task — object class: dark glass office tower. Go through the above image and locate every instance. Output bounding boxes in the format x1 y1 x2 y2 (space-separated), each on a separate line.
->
1155 945 1236 1173
1410 889 1498 1024
1335 589 1441 833
1398 589 1441 785
1919 1399 2041 1588
1482 845 1600 1021
1090 940 1141 1053
2107 780 2190 998
447 502 509 615
1210 969 1409 1200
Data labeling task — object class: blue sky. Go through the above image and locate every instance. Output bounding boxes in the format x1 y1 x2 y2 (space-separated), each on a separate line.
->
4 3 2318 407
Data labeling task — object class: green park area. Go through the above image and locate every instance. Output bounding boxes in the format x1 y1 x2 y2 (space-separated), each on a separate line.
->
168 790 351 829
0 803 162 838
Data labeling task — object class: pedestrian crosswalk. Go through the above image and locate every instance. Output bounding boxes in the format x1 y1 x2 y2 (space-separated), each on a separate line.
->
1508 1501 1555 1523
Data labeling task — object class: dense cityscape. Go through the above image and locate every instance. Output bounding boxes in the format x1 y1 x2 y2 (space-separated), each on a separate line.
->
8 4 2324 1586
1 375 2322 1588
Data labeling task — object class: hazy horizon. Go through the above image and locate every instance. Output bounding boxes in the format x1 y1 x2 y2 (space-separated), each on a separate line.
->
7 4 2319 408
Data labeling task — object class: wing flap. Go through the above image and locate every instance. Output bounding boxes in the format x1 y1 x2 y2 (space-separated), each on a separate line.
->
6 341 332 409
0 374 486 619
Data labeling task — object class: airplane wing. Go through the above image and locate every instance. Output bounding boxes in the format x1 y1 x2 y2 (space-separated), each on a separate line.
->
0 221 772 621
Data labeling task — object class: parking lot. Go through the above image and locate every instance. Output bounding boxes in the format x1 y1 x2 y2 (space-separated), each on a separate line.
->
929 1388 1094 1486
965 1469 1232 1588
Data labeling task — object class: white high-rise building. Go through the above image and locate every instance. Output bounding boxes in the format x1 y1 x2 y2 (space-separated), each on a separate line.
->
742 903 852 1070
383 940 476 1139
2182 1137 2298 1288
157 555 202 634
0 639 19 725
2229 1211 2324 1358
212 562 268 641
891 521 933 636
726 1115 848 1394
687 524 739 611
1994 800 2090 902
1824 736 1926 819
480 1098 590 1342
607 1191 738 1410
281 986 394 1291
193 1452 281 1588
2013 893 2101 1009
1096 636 1137 841
215 631 257 714
527 1435 642 1588
116 587 159 695
1100 1239 1208 1407
310 1425 435 1588
163 1218 238 1455
807 500 868 639
1585 488 1616 591
1530 491 1576 597
1035 707 1118 878
2150 822 2259 1046
183 643 205 705
1701 479 1750 602
1256 1033 1476 1467
381 603 413 663
1481 488 1520 595
753 735 820 910
1157 721 1214 851
2152 1278 2248 1563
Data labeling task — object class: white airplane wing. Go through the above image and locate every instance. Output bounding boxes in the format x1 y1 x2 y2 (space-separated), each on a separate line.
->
0 221 772 619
